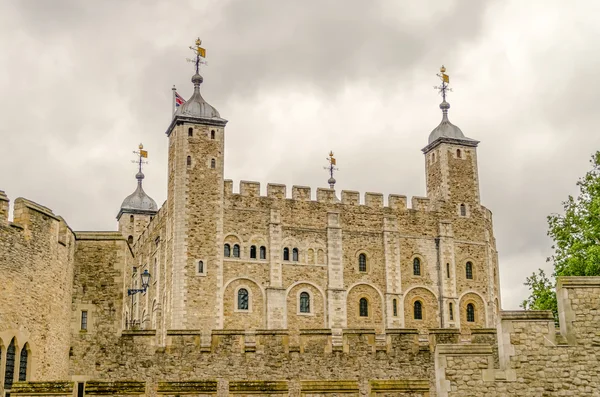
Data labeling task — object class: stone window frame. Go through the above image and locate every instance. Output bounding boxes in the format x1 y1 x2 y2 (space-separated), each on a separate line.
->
356 250 370 273
466 303 476 322
234 285 253 313
392 298 398 317
297 289 314 316
411 255 424 277
465 260 475 280
358 296 370 318
458 203 469 217
413 299 424 320
196 258 207 276
449 302 454 321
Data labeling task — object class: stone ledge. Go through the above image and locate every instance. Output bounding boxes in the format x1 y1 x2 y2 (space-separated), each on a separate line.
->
557 276 600 289
229 381 288 393
428 328 460 334
212 329 245 335
385 328 419 334
74 231 126 241
157 380 217 394
501 310 554 321
10 381 74 394
122 329 156 337
167 329 203 336
470 328 497 335
255 329 289 335
300 380 358 393
84 381 145 395
370 379 430 392
343 328 376 335
299 328 332 335
435 343 493 355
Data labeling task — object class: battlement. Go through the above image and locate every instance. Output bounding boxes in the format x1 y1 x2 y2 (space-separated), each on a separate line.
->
224 180 431 211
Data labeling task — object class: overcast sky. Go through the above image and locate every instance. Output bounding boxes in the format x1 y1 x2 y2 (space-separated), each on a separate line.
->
1 0 599 309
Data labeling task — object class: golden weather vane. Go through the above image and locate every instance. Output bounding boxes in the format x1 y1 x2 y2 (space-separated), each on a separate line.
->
186 37 207 74
132 143 148 174
324 151 338 189
434 65 452 102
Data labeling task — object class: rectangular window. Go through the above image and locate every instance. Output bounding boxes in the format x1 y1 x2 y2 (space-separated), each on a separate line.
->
78 382 85 397
81 311 88 330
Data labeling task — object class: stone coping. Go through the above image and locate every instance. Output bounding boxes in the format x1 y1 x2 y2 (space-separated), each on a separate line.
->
428 328 460 334
436 343 493 355
10 381 74 394
557 276 600 288
254 329 289 335
300 380 358 393
212 329 246 335
343 328 376 335
157 380 217 393
501 310 554 321
167 329 204 336
122 329 156 337
299 328 332 335
229 381 288 393
84 380 145 395
74 231 126 241
370 379 430 392
470 328 497 335
384 328 419 334
15 197 61 221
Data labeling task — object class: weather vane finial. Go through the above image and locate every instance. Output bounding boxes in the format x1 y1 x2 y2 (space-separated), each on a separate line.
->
434 65 452 102
324 151 338 189
187 37 207 74
132 143 149 180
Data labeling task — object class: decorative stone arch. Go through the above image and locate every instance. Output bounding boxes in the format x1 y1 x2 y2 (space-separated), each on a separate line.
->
458 291 487 330
248 234 268 260
409 253 427 277
354 248 372 273
151 299 159 329
223 277 265 329
284 281 327 330
307 240 327 265
346 282 385 332
0 331 35 385
403 286 439 329
459 257 478 281
281 237 303 262
223 233 244 259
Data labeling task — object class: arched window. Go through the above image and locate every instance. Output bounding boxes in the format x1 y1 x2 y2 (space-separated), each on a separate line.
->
211 130 215 139
317 249 325 264
211 158 216 169
18 343 28 381
456 149 462 158
260 246 267 260
224 244 231 257
359 298 368 317
198 260 204 274
238 288 249 310
4 338 16 390
413 257 421 276
129 214 134 223
307 249 315 264
460 203 466 216
449 302 454 321
392 298 398 317
358 253 367 272
292 248 299 262
466 303 475 322
233 244 240 258
127 235 133 244
188 127 193 137
250 245 257 259
446 263 450 278
299 292 310 313
414 301 423 320
283 247 290 261
466 262 473 279
187 156 192 166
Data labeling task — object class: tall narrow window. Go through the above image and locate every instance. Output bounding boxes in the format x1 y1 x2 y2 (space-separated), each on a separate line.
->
81 311 88 330
250 245 257 259
128 235 133 244
358 253 367 272
449 302 454 320
414 301 423 320
460 203 466 216
211 158 216 169
456 149 462 158
211 130 215 139
187 156 192 166
413 257 421 276
299 292 310 313
129 214 134 223
18 344 28 381
283 247 290 261
78 383 85 397
446 263 450 278
466 303 475 322
238 288 249 310
198 260 204 274
224 244 231 257
466 262 473 279
359 298 368 317
393 298 398 316
292 248 299 262
233 244 240 258
4 338 16 390
188 127 193 137
260 246 267 260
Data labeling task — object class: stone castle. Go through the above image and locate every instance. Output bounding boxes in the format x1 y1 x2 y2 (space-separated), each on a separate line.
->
0 58 598 397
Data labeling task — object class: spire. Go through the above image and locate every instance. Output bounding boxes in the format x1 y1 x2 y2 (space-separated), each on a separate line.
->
325 151 338 189
427 65 474 145
117 143 158 220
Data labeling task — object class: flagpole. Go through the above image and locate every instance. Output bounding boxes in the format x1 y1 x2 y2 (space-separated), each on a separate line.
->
172 85 176 116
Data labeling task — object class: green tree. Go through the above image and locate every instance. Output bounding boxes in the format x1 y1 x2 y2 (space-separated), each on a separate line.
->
522 151 600 317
